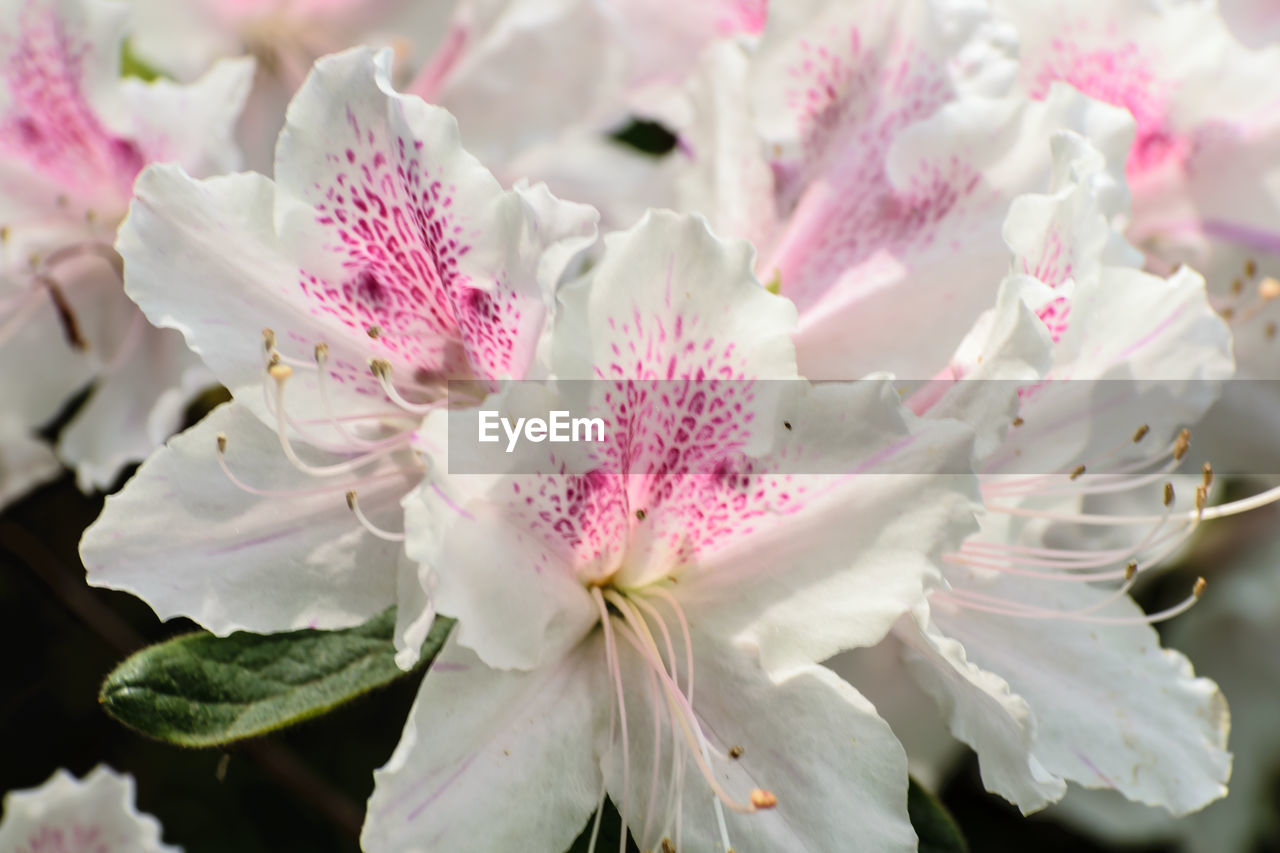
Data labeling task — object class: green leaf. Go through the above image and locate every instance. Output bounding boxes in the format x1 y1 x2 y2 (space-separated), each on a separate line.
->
909 776 969 853
120 39 164 81
100 609 453 748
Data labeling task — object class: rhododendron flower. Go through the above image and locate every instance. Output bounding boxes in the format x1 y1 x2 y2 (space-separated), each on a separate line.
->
994 0 1280 470
125 0 457 171
1053 531 1280 853
79 47 597 665
0 766 178 853
363 212 980 852
834 131 1268 819
671 0 1144 381
0 0 252 505
403 0 769 228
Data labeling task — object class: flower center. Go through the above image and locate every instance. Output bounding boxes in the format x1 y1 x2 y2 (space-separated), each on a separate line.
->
586 582 775 853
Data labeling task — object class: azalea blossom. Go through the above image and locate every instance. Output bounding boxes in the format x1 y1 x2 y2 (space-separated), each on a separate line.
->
1051 529 1280 853
670 0 1165 384
834 130 1280 821
668 0 1272 818
124 0 459 172
0 765 178 853
0 0 252 505
994 0 1280 471
363 211 981 852
79 46 597 665
400 0 769 229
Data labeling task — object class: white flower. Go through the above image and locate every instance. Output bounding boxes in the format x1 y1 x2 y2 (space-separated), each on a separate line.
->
363 211 980 852
836 131 1262 818
0 766 178 853
405 0 768 229
1052 527 1280 853
0 0 253 503
125 0 455 171
670 0 1140 380
79 47 597 666
994 0 1280 472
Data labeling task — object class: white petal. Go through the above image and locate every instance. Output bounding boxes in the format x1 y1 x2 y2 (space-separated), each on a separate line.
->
0 765 179 853
275 46 598 382
677 379 979 674
605 630 917 853
392 550 437 671
917 275 1053 459
824 630 965 792
551 209 797 382
363 636 604 853
403 467 601 672
930 574 1231 814
57 324 212 492
672 40 778 256
80 402 405 635
119 56 256 178
896 605 1066 812
117 166 394 427
0 424 60 510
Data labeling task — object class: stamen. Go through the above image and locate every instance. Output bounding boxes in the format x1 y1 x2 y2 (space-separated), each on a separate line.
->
215 432 404 498
371 359 442 416
590 587 631 853
269 364 403 477
1173 428 1190 461
346 491 406 542
605 591 759 821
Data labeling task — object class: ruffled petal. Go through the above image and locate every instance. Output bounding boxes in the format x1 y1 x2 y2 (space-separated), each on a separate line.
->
363 636 604 853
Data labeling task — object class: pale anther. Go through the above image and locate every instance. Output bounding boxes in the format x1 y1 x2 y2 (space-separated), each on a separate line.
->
1163 482 1175 507
1069 464 1086 481
1132 424 1150 443
749 789 777 810
1173 429 1190 461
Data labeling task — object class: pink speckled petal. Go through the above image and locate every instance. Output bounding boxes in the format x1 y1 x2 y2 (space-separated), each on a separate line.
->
118 166 399 429
275 46 597 383
0 766 178 853
0 0 138 215
409 213 979 677
997 0 1280 187
81 403 407 636
363 635 603 853
551 210 797 382
785 85 1131 380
